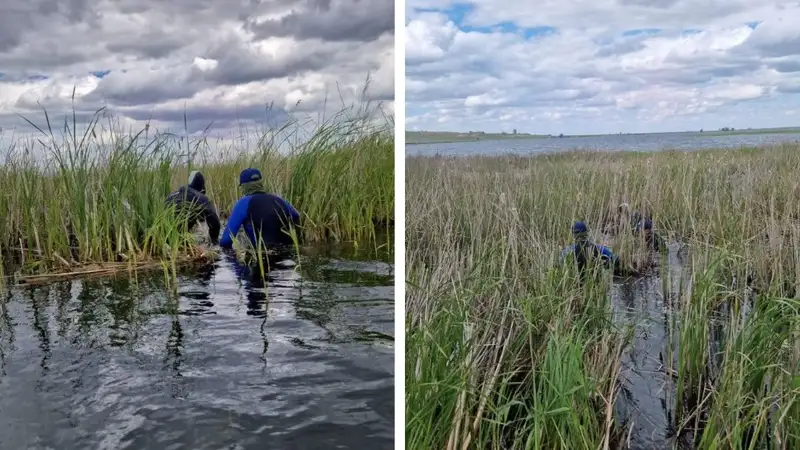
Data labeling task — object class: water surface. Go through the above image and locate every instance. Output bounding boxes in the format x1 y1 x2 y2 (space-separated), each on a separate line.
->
608 240 751 450
407 132 800 156
610 243 687 450
0 244 394 449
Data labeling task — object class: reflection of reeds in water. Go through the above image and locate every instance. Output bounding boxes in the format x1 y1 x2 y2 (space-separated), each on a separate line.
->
406 145 800 449
0 291 13 378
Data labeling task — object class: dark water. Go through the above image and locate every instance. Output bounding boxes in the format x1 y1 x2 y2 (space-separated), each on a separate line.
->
608 241 756 449
0 244 394 449
609 241 690 450
407 132 800 156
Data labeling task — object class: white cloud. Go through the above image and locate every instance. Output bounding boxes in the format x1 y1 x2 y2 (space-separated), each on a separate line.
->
0 0 394 143
406 1 800 134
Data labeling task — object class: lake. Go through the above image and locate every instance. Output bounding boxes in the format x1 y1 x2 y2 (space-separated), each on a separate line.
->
0 243 394 449
406 132 800 156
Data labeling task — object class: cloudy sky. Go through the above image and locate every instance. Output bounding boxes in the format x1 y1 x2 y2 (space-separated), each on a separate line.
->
406 0 800 135
0 0 394 147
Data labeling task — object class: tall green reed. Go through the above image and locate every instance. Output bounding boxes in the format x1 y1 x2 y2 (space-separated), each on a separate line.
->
407 144 800 449
0 97 393 279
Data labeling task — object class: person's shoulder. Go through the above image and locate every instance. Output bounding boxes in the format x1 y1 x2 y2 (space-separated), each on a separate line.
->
186 186 211 202
253 192 288 204
232 195 252 208
167 185 189 199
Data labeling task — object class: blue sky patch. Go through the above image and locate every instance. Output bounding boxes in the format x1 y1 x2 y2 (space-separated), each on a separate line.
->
91 70 111 78
622 28 662 37
441 2 474 26
415 3 556 39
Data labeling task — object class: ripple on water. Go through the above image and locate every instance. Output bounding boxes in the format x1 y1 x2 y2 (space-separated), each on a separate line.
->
0 249 394 450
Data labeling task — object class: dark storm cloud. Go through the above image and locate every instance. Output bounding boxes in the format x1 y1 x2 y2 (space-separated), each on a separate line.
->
83 67 206 106
121 104 290 134
203 38 334 86
0 0 393 137
81 30 362 108
772 59 800 73
0 11 35 52
776 81 800 93
0 0 100 51
750 39 800 58
105 35 191 60
247 0 394 42
1 107 108 133
730 21 800 59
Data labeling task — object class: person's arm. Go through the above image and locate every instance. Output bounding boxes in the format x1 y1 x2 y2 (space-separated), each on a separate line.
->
605 248 641 276
196 194 221 245
599 245 628 275
220 197 250 249
204 203 221 245
279 197 300 225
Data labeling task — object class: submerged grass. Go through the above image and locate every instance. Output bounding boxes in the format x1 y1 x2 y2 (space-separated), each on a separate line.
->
0 100 393 282
406 143 800 449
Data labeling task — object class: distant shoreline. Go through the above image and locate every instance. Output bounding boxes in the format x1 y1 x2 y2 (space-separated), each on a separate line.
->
406 127 800 145
405 131 548 145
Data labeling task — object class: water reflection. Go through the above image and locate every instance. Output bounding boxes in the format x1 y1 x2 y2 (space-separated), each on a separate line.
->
0 244 394 449
611 242 689 450
0 291 14 379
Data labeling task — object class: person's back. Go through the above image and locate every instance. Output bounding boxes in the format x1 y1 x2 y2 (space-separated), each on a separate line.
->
560 221 635 277
561 240 618 273
220 168 301 251
165 171 221 244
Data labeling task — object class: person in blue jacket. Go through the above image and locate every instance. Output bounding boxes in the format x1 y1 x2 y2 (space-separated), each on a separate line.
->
219 168 301 251
560 221 638 277
165 170 221 244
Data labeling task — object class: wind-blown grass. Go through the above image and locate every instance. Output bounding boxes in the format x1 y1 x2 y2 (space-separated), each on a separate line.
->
0 101 393 282
406 144 800 449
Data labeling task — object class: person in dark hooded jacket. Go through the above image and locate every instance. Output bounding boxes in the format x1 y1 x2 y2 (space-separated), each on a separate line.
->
165 170 221 244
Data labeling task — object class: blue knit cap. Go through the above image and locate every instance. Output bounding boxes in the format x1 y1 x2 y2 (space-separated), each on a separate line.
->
239 168 262 185
572 221 588 234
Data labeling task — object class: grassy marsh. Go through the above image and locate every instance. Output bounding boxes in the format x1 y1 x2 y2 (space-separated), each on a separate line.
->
405 143 800 449
0 104 393 282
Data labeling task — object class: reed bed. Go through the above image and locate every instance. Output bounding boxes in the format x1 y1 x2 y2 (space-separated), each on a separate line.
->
405 143 800 449
0 103 393 283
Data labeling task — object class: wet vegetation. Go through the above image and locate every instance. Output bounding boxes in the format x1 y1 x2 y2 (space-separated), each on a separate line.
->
0 100 393 284
405 143 800 449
